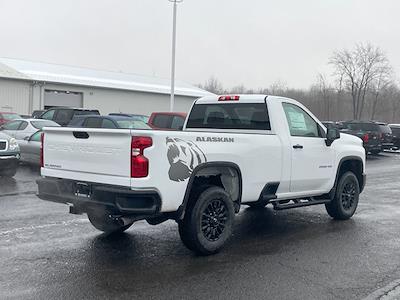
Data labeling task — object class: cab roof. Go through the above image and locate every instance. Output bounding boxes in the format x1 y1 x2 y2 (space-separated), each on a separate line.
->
195 94 293 104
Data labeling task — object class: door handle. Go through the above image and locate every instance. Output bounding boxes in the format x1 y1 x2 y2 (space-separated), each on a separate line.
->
293 144 303 149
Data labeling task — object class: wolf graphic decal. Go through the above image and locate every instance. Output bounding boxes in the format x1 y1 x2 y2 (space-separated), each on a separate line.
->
166 137 207 182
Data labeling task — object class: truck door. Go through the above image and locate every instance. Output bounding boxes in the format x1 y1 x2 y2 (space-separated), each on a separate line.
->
282 102 335 193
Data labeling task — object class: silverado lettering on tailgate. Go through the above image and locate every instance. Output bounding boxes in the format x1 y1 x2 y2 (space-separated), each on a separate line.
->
47 143 122 155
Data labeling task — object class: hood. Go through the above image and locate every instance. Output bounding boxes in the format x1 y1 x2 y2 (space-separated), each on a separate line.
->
0 132 11 140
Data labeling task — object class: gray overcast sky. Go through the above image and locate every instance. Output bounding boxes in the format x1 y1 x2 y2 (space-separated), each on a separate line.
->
0 0 399 89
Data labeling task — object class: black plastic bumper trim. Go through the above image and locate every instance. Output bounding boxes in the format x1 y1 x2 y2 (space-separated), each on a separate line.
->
37 177 161 215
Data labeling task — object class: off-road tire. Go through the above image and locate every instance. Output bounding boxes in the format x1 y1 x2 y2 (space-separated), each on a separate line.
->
178 186 235 255
0 168 17 178
325 171 360 220
87 210 133 234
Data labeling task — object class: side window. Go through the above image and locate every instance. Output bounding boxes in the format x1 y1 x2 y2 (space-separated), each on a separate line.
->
41 110 55 120
19 121 28 130
84 118 103 128
102 119 117 129
30 131 42 142
55 109 74 125
153 115 172 128
171 116 185 130
282 103 320 137
3 121 22 130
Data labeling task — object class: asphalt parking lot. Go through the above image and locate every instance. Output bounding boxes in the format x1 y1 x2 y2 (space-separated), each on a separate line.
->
1 154 400 300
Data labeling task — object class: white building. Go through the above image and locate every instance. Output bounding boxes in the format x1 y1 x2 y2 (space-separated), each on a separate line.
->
0 58 211 115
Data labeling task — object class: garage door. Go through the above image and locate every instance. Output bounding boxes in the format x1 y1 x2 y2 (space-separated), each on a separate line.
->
44 90 83 109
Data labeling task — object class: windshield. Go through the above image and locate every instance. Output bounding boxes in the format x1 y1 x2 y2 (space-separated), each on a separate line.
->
31 120 59 129
116 120 150 129
346 123 379 131
132 115 149 123
2 113 21 120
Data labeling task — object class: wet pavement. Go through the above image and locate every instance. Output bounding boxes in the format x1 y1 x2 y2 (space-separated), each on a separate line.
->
1 154 400 299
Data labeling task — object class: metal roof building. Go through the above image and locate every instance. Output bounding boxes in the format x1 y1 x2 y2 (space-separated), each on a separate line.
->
0 57 211 115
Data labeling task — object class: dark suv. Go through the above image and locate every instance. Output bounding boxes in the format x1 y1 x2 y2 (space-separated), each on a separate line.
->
389 124 400 149
39 107 100 126
341 121 382 155
375 122 394 150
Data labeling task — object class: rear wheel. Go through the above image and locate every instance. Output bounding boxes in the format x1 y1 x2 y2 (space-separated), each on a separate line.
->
325 171 360 220
0 167 17 178
178 186 235 255
87 210 133 234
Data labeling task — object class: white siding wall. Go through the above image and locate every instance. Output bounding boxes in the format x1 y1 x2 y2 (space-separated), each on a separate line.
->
0 79 199 116
0 78 30 114
44 83 197 115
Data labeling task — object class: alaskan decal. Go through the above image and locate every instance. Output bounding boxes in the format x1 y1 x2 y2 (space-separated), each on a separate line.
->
166 137 207 182
196 137 235 143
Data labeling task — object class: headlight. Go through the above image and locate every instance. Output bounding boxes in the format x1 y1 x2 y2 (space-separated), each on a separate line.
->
9 138 19 151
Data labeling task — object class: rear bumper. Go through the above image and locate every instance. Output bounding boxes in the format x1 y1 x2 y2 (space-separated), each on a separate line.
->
0 154 19 170
37 177 161 216
382 143 394 150
364 144 382 152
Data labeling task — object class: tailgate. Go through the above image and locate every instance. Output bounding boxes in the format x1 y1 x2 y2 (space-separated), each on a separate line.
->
41 127 132 186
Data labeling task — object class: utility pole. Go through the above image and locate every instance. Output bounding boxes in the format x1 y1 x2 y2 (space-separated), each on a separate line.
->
168 0 182 112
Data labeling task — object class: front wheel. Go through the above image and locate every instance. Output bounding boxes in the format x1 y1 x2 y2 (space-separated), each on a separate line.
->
178 186 235 255
325 171 360 220
87 211 133 234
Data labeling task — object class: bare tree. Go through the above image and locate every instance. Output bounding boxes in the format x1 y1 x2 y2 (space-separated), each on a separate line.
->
316 73 333 120
330 43 391 120
269 80 288 96
198 76 224 94
370 70 393 120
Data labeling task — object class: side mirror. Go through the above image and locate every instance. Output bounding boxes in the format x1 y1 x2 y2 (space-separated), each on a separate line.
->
325 128 340 146
23 136 30 141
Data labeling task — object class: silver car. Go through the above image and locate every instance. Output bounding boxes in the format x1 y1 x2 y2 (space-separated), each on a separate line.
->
19 130 43 165
0 132 20 177
0 118 59 140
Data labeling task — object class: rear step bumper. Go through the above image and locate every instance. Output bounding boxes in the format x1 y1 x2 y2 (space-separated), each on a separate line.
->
36 177 161 216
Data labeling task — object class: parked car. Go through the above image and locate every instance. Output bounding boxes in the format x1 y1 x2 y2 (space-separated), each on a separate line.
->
375 122 394 150
68 115 151 129
32 110 45 118
341 121 382 155
38 94 365 255
18 130 43 165
0 112 21 126
0 132 20 177
0 119 59 140
108 113 149 123
389 124 400 149
39 107 100 126
322 121 337 129
148 112 187 130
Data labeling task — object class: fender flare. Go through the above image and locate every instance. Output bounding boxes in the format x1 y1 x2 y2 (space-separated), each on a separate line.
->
176 161 243 219
329 156 365 199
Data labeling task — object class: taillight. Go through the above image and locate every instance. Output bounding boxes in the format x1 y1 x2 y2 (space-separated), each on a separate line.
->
131 136 152 178
362 133 369 143
40 132 44 167
218 95 240 101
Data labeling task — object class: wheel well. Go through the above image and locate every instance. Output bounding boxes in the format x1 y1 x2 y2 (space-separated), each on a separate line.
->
338 159 363 190
179 164 242 218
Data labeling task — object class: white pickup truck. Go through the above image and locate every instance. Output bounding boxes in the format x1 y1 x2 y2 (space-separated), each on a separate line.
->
37 95 366 255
